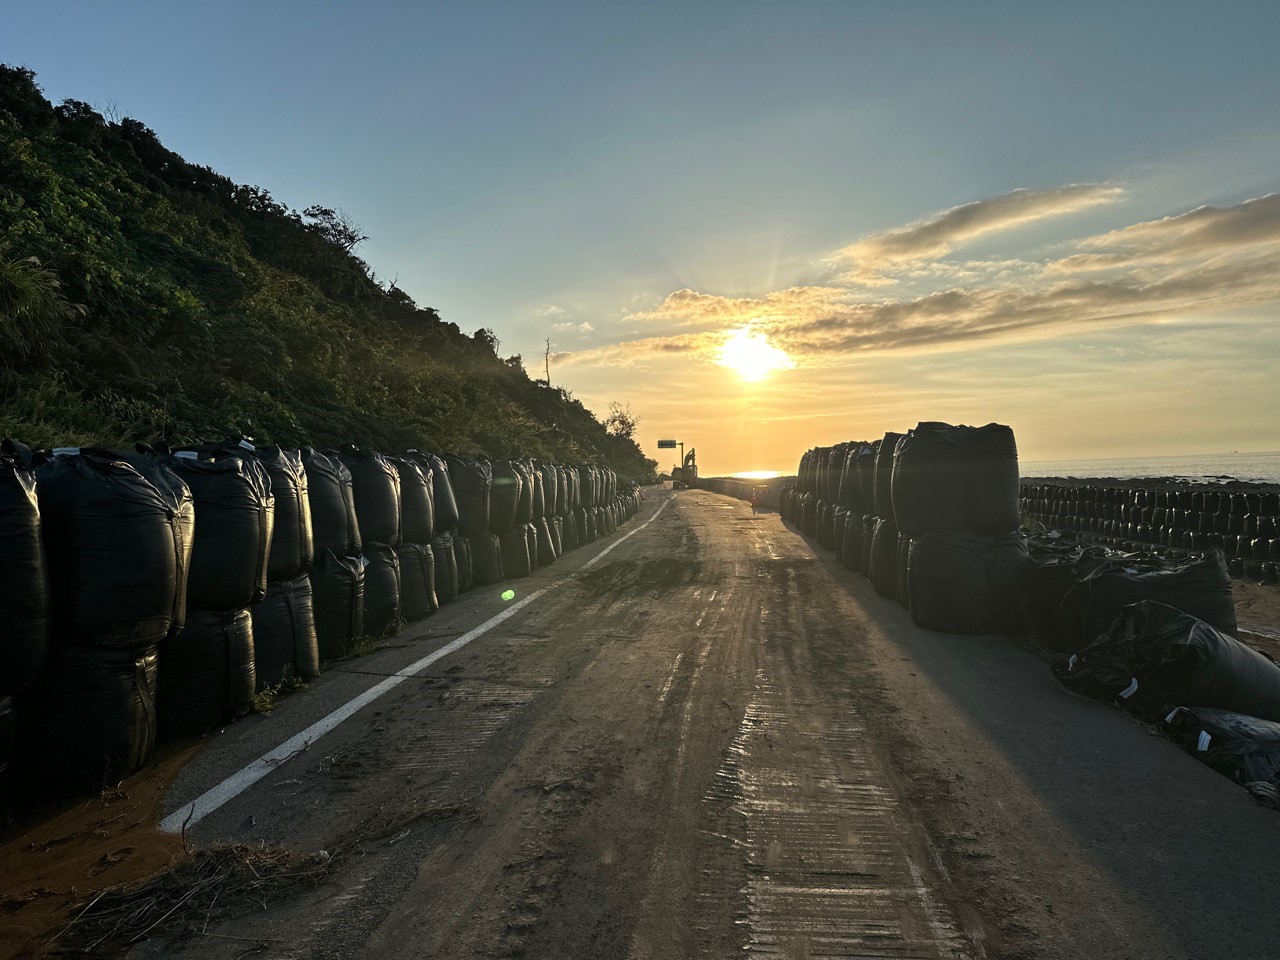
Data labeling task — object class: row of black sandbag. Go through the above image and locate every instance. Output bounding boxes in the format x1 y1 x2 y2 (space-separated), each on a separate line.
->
782 423 1026 634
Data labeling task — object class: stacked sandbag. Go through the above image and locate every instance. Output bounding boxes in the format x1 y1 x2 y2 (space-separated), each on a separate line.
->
303 449 363 657
395 541 437 621
1055 601 1280 723
891 423 1025 633
208 442 319 685
390 456 438 623
159 453 273 736
867 433 904 598
468 532 504 586
431 531 460 605
339 448 403 631
28 449 194 790
0 441 50 802
490 461 524 536
455 535 474 594
1163 707 1280 808
501 526 533 578
445 455 492 538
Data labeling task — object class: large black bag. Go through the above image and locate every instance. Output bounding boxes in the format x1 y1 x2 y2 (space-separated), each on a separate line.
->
165 454 273 610
392 456 435 544
842 513 865 572
469 534 504 586
535 517 557 567
891 422 1020 538
431 532 459 605
396 541 438 621
525 522 540 567
312 549 365 659
490 461 523 535
1058 550 1237 652
409 452 459 533
251 575 320 688
339 449 402 547
37 451 192 650
1055 602 1280 722
501 527 532 578
856 441 880 517
158 607 255 739
909 531 1028 634
868 518 899 598
444 456 492 537
362 542 402 636
1163 706 1280 808
209 442 313 582
455 535 474 594
26 646 157 792
301 448 361 557
560 509 579 553
0 442 49 693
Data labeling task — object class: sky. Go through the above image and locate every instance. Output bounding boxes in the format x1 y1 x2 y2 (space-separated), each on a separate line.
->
6 1 1280 475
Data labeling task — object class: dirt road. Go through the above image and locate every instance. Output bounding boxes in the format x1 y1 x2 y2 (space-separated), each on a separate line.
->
144 488 1280 958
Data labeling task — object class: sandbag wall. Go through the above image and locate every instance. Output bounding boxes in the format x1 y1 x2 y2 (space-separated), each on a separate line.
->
0 437 640 800
781 422 1027 634
1021 481 1280 586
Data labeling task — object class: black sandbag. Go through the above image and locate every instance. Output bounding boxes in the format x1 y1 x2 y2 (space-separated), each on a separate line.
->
165 454 273 610
909 531 1028 634
158 607 255 739
27 646 157 792
1058 549 1236 652
490 461 524 535
1055 601 1280 722
37 451 190 650
833 506 850 565
560 510 579 553
530 464 547 519
842 513 865 572
556 466 571 518
0 443 50 693
311 549 364 659
573 508 589 546
872 432 903 518
539 462 560 517
501 527 532 578
859 515 876 575
409 452 459 534
455 535 474 593
1163 706 1280 808
431 532 459 604
251 575 320 688
0 694 13 808
339 449 402 546
469 534 504 586
1021 544 1111 652
891 422 1020 538
396 542 438 621
444 455 492 537
549 516 564 557
536 517 557 567
362 542 402 636
392 456 435 544
514 461 535 524
525 522 540 568
301 448 361 557
896 535 911 609
868 518 899 598
855 441 879 518
209 442 312 582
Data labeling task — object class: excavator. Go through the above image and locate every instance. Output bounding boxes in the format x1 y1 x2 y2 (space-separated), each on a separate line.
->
670 448 697 489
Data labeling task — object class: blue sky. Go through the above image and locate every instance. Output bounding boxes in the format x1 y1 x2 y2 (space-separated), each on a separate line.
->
7 2 1280 472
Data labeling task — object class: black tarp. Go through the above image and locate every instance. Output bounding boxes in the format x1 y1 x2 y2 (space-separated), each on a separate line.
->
444 455 492 537
362 542 402 636
158 607 255 739
908 531 1028 634
339 449 402 547
392 456 435 544
891 422 1020 538
396 541 438 621
250 574 320 688
1163 706 1280 808
164 454 273 610
0 442 49 694
301 448 361 557
312 549 365 659
1055 602 1280 722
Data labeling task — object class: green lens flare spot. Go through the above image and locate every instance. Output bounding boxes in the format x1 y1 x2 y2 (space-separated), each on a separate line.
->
501 589 516 602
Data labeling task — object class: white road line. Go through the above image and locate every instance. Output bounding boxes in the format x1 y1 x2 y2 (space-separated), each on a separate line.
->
160 496 674 833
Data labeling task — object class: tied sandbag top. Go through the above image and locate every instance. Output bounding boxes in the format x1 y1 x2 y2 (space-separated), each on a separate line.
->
391 456 436 544
164 453 274 611
302 448 362 557
443 455 492 537
1055 601 1280 723
37 450 192 651
338 448 402 547
891 422 1019 538
0 439 51 694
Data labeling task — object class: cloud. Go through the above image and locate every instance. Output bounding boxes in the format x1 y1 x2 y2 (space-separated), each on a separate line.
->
552 320 594 335
834 183 1124 282
556 189 1280 371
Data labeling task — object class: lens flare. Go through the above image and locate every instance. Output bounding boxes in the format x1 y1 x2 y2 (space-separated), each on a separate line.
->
715 328 795 382
501 589 516 601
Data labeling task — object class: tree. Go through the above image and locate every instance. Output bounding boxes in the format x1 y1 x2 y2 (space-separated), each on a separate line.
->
604 401 640 440
302 205 367 253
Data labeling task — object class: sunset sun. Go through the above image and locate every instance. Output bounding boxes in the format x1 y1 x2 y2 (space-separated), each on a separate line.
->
715 327 795 382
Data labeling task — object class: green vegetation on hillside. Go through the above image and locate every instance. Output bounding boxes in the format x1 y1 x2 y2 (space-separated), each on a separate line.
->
0 66 655 479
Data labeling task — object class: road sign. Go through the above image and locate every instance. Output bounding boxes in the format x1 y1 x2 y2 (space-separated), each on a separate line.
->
657 439 677 449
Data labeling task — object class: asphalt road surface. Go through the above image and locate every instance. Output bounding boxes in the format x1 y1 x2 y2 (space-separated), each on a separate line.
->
155 487 1280 959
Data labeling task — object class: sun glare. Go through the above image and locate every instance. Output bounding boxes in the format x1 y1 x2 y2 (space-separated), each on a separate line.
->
715 328 795 382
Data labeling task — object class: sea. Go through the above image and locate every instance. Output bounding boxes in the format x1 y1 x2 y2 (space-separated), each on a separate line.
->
729 451 1280 484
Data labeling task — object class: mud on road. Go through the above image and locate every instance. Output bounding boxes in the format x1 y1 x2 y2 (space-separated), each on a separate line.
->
9 488 1280 959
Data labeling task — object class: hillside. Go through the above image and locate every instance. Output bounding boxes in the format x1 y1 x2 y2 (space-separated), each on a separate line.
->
0 66 655 479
